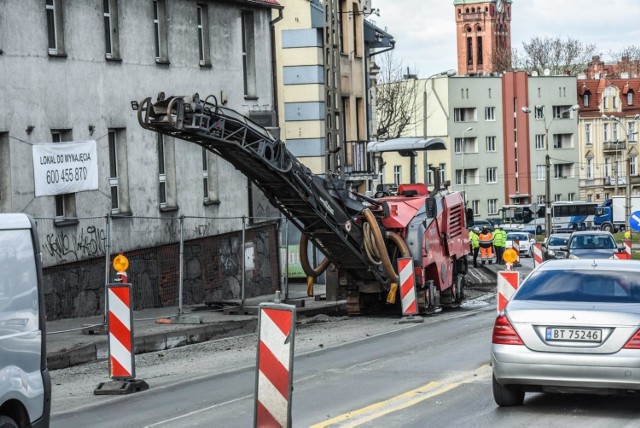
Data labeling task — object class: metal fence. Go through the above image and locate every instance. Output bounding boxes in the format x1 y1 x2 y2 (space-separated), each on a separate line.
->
35 214 324 325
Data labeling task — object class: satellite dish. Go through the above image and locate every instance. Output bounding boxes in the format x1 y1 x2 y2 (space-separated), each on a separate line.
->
531 70 539 76
543 68 551 76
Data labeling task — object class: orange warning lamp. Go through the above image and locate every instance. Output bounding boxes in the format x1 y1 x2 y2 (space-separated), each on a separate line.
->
113 253 129 272
503 248 518 264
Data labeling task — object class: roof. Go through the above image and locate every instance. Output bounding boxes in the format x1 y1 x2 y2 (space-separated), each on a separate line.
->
237 0 281 7
367 137 446 153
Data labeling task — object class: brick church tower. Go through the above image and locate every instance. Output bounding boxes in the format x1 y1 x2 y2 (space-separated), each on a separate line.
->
454 0 512 76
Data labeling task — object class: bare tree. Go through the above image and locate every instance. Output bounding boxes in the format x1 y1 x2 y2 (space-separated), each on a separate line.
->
608 45 640 77
375 52 420 141
512 36 597 76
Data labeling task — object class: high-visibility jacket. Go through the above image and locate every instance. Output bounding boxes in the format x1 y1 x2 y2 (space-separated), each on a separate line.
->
469 231 480 249
478 230 493 248
493 229 507 247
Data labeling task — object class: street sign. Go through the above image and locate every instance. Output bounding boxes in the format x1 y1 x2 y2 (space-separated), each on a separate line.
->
630 211 640 232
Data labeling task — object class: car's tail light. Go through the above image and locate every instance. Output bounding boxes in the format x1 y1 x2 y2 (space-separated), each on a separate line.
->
492 314 524 345
623 329 640 349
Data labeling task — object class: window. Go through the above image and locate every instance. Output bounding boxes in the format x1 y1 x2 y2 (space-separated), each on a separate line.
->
158 134 167 207
466 37 473 66
0 133 8 212
476 37 483 65
427 164 434 186
554 194 562 202
534 106 544 119
202 148 220 204
46 0 65 56
535 134 545 150
157 134 177 210
487 199 498 215
631 155 638 176
586 157 593 179
604 157 611 177
553 134 572 149
628 92 634 106
568 193 575 201
439 163 446 184
630 121 637 142
613 122 619 141
454 138 464 154
536 164 545 181
453 108 476 122
52 129 77 220
197 4 211 66
487 167 497 183
484 107 495 121
583 93 589 106
103 0 120 60
486 136 496 152
553 105 574 119
613 96 618 109
603 123 610 142
241 11 257 98
585 123 592 145
393 165 401 186
537 195 545 205
108 129 129 214
455 170 463 185
153 0 169 63
471 200 479 215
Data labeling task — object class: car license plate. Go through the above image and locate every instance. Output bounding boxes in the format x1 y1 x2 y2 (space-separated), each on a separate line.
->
545 327 602 342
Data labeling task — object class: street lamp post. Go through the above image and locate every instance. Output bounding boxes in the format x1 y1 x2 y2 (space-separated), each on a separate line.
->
602 114 640 231
522 104 579 238
423 69 456 185
461 126 473 204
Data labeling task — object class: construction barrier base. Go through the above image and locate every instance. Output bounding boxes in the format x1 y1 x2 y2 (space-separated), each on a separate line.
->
94 379 149 395
397 314 424 324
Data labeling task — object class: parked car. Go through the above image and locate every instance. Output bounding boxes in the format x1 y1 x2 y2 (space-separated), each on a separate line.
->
492 259 640 406
563 231 623 259
469 219 493 231
541 233 571 260
505 232 536 257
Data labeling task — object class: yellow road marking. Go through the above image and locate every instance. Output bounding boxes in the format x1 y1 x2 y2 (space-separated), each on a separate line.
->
311 364 491 428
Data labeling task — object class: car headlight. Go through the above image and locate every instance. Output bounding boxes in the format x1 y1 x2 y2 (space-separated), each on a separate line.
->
568 254 580 260
548 250 556 256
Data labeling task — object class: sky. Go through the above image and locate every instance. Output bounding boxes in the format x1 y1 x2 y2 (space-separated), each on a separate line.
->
371 0 640 78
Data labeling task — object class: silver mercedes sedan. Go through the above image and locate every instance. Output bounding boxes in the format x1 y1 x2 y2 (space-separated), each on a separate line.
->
491 259 640 406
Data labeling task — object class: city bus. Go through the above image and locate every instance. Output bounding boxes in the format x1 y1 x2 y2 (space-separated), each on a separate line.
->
500 203 546 235
550 201 598 232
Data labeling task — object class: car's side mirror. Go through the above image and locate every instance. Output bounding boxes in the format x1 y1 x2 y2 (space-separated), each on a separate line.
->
618 244 625 252
560 246 568 251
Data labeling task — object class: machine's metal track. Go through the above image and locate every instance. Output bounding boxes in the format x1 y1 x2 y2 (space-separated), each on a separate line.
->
137 93 383 282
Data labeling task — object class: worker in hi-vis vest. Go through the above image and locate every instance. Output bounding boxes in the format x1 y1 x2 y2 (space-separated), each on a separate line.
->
478 225 494 265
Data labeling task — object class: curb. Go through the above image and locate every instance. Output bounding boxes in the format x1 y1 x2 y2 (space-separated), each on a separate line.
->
47 302 349 371
47 319 258 370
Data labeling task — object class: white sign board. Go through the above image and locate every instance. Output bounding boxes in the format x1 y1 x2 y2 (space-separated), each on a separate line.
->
32 140 99 197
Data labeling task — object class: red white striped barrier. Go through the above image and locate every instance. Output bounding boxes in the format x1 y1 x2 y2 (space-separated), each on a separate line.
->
532 243 543 267
107 284 135 379
497 271 520 313
255 303 296 428
398 257 418 316
613 240 633 260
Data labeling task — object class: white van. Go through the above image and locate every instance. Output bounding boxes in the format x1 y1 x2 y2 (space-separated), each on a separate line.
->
0 214 51 427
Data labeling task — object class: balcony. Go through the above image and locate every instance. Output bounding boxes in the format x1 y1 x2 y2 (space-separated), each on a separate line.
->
603 141 626 152
343 140 375 177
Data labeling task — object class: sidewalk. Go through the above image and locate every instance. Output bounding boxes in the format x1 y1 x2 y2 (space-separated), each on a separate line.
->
46 291 346 370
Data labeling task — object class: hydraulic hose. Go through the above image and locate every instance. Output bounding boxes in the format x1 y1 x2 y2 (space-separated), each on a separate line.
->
299 233 331 297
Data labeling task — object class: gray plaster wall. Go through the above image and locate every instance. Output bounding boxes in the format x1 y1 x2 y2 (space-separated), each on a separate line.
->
0 1 279 262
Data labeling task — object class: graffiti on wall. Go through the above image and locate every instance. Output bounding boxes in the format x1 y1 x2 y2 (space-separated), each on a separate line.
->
42 225 107 262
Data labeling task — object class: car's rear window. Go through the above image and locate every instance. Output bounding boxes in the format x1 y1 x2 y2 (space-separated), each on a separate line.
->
548 236 568 246
569 235 616 249
514 269 640 303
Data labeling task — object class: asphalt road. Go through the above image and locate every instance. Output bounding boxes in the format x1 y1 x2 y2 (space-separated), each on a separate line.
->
51 290 640 427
